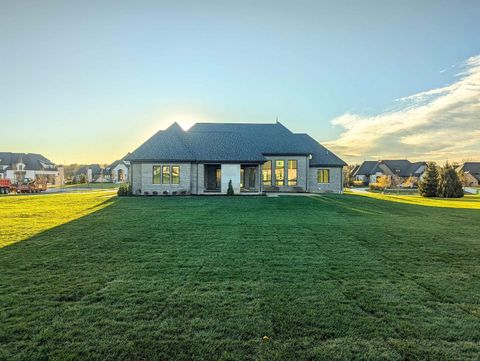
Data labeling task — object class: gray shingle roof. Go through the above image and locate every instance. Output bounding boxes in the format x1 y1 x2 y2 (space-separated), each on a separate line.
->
458 162 480 181
128 122 346 166
354 161 378 176
105 153 131 172
74 164 102 176
0 152 57 171
355 160 426 177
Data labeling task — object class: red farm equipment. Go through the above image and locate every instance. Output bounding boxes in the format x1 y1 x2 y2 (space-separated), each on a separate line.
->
0 179 11 194
0 178 47 194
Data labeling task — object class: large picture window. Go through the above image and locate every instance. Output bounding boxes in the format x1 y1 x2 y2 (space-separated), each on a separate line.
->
288 160 298 186
153 166 161 184
171 166 180 185
162 165 170 184
262 161 272 186
317 169 330 183
275 160 285 186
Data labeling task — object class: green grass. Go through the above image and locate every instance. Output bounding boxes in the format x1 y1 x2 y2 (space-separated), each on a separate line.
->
345 189 480 209
48 182 119 189
1 193 479 360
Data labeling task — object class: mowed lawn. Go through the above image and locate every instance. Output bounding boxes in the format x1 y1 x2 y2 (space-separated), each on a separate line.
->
1 193 479 360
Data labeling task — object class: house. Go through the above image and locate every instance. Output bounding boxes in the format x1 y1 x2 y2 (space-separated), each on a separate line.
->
353 160 427 186
105 153 130 183
73 164 104 183
457 162 480 187
0 152 59 184
127 122 346 195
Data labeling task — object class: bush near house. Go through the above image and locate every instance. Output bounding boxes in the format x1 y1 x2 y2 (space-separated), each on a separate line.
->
352 180 366 187
117 183 132 196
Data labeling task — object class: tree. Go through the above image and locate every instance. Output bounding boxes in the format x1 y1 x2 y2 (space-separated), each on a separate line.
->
418 162 439 197
438 163 464 198
227 180 235 196
343 164 357 187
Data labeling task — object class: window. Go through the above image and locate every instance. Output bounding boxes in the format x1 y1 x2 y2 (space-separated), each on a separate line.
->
153 166 161 184
262 161 272 186
317 169 330 183
275 160 285 186
171 166 180 185
162 165 170 184
288 160 298 186
240 168 244 188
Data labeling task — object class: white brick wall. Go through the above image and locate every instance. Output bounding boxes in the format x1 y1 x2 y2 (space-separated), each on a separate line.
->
307 167 343 193
131 162 191 195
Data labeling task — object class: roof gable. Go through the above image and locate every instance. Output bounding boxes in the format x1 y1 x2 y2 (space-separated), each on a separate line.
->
128 122 346 166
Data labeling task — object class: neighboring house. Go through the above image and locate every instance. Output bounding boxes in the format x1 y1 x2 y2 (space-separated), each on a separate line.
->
0 152 59 184
74 164 103 183
353 160 427 186
457 162 480 187
105 153 130 183
127 122 346 195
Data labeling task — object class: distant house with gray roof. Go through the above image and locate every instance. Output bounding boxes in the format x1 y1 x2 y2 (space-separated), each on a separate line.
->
127 122 346 195
0 152 59 184
105 153 130 183
353 159 427 186
457 162 480 187
74 164 103 183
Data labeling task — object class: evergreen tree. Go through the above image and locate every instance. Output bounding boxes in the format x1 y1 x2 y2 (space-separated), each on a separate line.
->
227 180 235 196
418 162 439 197
438 163 464 198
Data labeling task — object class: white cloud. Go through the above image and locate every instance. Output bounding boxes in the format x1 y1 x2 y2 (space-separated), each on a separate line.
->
327 55 480 163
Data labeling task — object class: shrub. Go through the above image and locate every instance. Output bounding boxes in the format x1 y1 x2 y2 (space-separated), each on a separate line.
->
180 190 187 196
163 190 169 195
117 183 132 196
227 180 234 196
369 183 384 191
152 191 158 196
172 191 178 195
352 180 366 187
143 191 149 196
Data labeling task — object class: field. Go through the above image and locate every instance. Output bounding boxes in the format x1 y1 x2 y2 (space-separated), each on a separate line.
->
1 192 479 360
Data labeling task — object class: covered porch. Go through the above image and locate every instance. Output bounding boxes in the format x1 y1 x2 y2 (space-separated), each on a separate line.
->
202 163 262 195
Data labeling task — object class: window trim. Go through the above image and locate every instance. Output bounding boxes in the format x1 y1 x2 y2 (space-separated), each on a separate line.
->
275 160 285 186
317 169 330 184
171 165 180 185
162 165 171 185
262 160 272 186
287 159 298 186
153 166 162 184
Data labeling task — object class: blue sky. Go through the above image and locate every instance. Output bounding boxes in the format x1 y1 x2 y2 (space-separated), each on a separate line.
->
1 0 479 164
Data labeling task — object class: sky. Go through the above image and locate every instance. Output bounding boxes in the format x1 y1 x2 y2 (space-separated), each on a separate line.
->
1 0 479 164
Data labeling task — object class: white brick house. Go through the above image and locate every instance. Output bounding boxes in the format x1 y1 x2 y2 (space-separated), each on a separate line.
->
128 122 346 195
